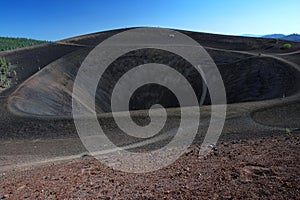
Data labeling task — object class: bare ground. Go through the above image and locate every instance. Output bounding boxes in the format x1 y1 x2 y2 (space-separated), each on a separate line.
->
0 28 300 199
0 131 299 199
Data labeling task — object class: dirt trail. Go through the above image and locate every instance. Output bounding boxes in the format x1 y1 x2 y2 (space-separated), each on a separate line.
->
205 46 300 70
0 35 299 171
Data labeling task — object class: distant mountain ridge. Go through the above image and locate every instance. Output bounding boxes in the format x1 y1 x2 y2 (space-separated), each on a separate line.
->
262 34 286 39
240 34 263 38
262 34 300 42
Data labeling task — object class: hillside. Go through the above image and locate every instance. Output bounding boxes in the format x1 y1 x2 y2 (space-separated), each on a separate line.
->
0 27 299 199
0 37 49 51
3 28 299 117
0 27 297 138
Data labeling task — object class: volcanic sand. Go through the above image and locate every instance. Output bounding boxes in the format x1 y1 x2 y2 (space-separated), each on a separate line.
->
0 28 299 189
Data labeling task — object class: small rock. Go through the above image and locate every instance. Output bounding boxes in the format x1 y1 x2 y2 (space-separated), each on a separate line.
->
176 171 183 176
222 195 233 200
231 139 239 144
17 185 26 190
208 144 218 151
240 165 275 183
0 194 9 199
184 167 190 171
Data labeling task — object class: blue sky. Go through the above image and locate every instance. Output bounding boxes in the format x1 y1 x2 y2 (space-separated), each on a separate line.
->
1 0 299 41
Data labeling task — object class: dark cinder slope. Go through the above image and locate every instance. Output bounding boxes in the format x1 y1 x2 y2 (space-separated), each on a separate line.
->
4 28 300 116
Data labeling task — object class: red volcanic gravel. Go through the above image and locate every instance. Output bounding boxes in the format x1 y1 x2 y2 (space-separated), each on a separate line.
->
1 132 299 199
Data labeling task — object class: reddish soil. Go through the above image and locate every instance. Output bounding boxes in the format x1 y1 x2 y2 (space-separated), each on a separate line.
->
1 132 299 199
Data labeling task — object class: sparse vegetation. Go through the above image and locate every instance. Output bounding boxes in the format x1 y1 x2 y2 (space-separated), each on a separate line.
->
80 151 92 158
285 128 291 134
0 37 49 51
0 57 17 88
281 43 292 50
